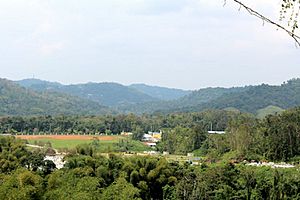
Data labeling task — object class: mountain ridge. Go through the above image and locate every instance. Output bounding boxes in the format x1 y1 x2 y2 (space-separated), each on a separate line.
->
12 78 300 116
16 79 191 106
129 83 191 100
0 78 111 116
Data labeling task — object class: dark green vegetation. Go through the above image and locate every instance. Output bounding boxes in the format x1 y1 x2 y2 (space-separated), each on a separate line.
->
197 107 300 162
0 110 237 135
121 79 300 114
129 83 191 101
49 82 157 107
190 80 299 114
3 107 300 161
117 87 247 114
11 78 300 116
17 79 191 107
0 79 110 116
1 135 300 200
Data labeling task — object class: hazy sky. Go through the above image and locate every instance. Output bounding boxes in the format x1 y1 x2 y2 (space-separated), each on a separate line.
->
0 0 299 90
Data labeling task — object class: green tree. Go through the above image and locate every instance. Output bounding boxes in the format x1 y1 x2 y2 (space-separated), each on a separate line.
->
101 177 141 200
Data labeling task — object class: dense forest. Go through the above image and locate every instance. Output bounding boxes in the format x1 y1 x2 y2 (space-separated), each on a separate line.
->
1 133 300 199
0 79 110 116
1 107 300 199
0 110 236 135
9 78 300 116
120 79 300 114
17 79 190 103
2 107 300 161
129 84 191 101
16 79 180 106
157 107 300 161
2 77 300 199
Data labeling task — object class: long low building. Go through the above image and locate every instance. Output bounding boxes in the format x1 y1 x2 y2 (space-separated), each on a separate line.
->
208 131 225 134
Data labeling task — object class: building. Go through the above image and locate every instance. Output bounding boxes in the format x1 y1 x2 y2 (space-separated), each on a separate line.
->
208 131 225 134
148 130 162 140
120 131 133 136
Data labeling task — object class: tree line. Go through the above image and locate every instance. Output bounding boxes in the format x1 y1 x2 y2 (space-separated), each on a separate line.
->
1 136 300 199
178 107 300 162
0 110 237 135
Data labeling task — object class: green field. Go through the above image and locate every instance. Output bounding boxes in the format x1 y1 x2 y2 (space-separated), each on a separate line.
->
27 137 151 152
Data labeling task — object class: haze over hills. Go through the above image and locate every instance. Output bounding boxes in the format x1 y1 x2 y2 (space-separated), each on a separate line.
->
17 79 157 106
16 78 62 89
117 79 300 116
6 78 300 116
129 83 191 101
116 86 248 114
159 79 300 115
0 78 110 116
16 79 190 106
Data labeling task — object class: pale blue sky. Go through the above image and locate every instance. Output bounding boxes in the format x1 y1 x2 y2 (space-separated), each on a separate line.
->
0 0 299 90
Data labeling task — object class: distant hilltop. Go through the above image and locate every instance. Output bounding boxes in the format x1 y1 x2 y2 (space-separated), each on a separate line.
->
0 77 299 116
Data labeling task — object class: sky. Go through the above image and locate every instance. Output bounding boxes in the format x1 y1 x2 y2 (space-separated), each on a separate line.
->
0 0 299 90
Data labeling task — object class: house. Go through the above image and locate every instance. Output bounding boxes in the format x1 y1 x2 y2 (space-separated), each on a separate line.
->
120 131 133 136
142 134 153 141
142 134 159 142
208 131 225 134
148 130 162 140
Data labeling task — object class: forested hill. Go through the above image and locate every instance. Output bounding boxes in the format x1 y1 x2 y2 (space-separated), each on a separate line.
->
161 79 300 114
16 78 62 89
129 83 191 100
17 79 158 106
0 79 111 116
13 78 300 115
117 87 248 114
119 79 300 115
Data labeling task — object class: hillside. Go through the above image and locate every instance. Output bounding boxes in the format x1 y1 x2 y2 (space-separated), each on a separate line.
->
0 79 110 116
119 79 300 115
17 79 158 107
17 78 62 89
118 87 247 114
129 83 191 100
60 82 157 106
256 105 284 119
164 79 300 114
15 78 300 115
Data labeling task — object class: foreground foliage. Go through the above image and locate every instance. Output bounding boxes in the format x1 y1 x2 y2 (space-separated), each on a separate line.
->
2 107 300 199
1 136 300 199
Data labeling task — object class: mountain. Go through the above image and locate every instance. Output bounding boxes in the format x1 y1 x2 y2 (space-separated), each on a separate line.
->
117 87 247 114
169 87 247 107
15 78 300 116
17 79 159 107
129 83 191 100
162 79 300 114
16 78 62 89
58 82 158 106
0 79 110 116
118 79 300 115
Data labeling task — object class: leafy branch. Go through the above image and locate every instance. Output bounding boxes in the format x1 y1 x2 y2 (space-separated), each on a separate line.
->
225 0 300 47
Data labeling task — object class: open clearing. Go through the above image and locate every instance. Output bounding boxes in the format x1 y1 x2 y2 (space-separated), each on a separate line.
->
16 135 119 141
16 135 125 149
16 135 149 152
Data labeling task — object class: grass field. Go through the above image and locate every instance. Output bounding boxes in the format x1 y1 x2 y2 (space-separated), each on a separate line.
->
16 135 151 152
28 138 119 149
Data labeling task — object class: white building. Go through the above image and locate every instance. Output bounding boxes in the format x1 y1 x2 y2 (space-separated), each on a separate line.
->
208 131 225 134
